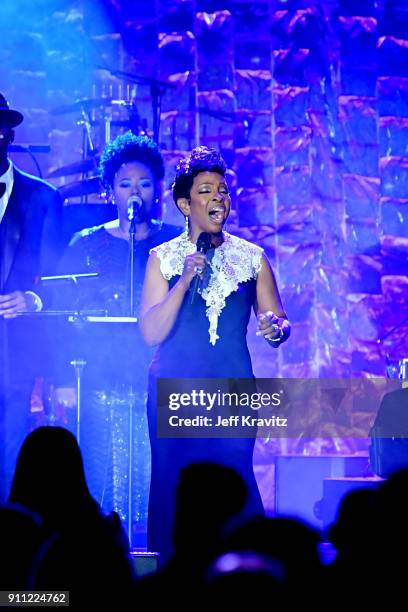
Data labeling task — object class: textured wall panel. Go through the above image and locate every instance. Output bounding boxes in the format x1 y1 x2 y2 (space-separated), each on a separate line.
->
379 116 408 157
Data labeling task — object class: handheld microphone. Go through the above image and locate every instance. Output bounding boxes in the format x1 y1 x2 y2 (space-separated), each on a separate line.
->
189 232 212 305
127 195 143 221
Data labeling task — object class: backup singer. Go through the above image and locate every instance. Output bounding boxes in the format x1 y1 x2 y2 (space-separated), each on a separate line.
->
54 132 180 544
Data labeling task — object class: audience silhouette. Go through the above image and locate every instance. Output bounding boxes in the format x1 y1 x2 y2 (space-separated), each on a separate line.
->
0 504 43 589
3 429 408 606
7 426 134 607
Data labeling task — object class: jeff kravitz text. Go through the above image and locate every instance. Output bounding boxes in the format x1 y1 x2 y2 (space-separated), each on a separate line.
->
168 414 288 428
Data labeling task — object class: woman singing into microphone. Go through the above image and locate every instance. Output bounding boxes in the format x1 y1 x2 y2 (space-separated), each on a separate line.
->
140 146 290 561
53 132 180 544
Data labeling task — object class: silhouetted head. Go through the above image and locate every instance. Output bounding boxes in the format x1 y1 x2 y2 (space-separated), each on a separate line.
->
8 426 98 532
374 468 408 553
173 462 247 556
205 550 287 604
222 516 321 585
329 488 378 558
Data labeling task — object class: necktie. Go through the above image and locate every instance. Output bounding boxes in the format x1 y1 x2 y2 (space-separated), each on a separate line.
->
0 182 6 198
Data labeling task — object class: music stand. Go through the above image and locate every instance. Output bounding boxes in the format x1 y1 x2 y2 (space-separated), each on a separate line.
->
39 274 141 545
40 272 102 439
16 307 105 445
17 308 139 544
68 314 138 542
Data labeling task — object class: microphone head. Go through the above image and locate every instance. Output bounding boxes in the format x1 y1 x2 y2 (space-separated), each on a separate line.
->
196 232 212 253
128 194 143 208
127 195 143 220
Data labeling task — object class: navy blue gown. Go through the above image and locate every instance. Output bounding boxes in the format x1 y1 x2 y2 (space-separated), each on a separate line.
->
147 265 264 560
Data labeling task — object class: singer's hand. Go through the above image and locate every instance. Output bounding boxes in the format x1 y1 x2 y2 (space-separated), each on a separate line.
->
0 291 36 318
256 311 290 346
179 253 208 289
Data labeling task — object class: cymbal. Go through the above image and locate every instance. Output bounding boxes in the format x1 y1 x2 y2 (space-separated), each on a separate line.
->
58 176 102 199
50 98 114 115
47 157 99 178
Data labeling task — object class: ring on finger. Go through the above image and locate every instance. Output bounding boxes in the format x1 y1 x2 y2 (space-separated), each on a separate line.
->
265 325 282 342
265 334 281 343
194 266 203 274
265 311 278 321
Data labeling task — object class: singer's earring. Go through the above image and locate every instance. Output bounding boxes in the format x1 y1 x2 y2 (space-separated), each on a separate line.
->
105 187 114 205
185 216 189 233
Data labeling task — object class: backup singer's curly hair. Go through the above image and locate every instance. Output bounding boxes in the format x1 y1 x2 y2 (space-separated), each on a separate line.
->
99 131 165 189
172 146 227 204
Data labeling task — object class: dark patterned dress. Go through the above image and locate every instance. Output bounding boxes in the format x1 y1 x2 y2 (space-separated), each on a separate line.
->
54 221 181 546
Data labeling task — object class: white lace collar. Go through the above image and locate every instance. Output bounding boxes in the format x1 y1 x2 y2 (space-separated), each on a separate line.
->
152 231 263 345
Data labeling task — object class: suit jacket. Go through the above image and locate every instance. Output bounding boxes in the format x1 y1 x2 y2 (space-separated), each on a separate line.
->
0 166 63 388
0 166 62 295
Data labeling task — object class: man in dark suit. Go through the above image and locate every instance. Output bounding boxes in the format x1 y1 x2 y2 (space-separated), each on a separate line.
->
0 93 63 499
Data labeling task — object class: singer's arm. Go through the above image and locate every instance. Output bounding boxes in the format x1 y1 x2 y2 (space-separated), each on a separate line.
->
255 254 290 346
140 251 206 346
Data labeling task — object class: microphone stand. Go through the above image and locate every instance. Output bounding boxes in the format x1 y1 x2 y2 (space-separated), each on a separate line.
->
127 209 137 544
129 212 137 318
70 358 86 445
78 105 97 205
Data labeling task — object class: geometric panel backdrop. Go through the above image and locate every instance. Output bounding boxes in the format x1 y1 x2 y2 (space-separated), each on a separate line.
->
2 1 408 460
